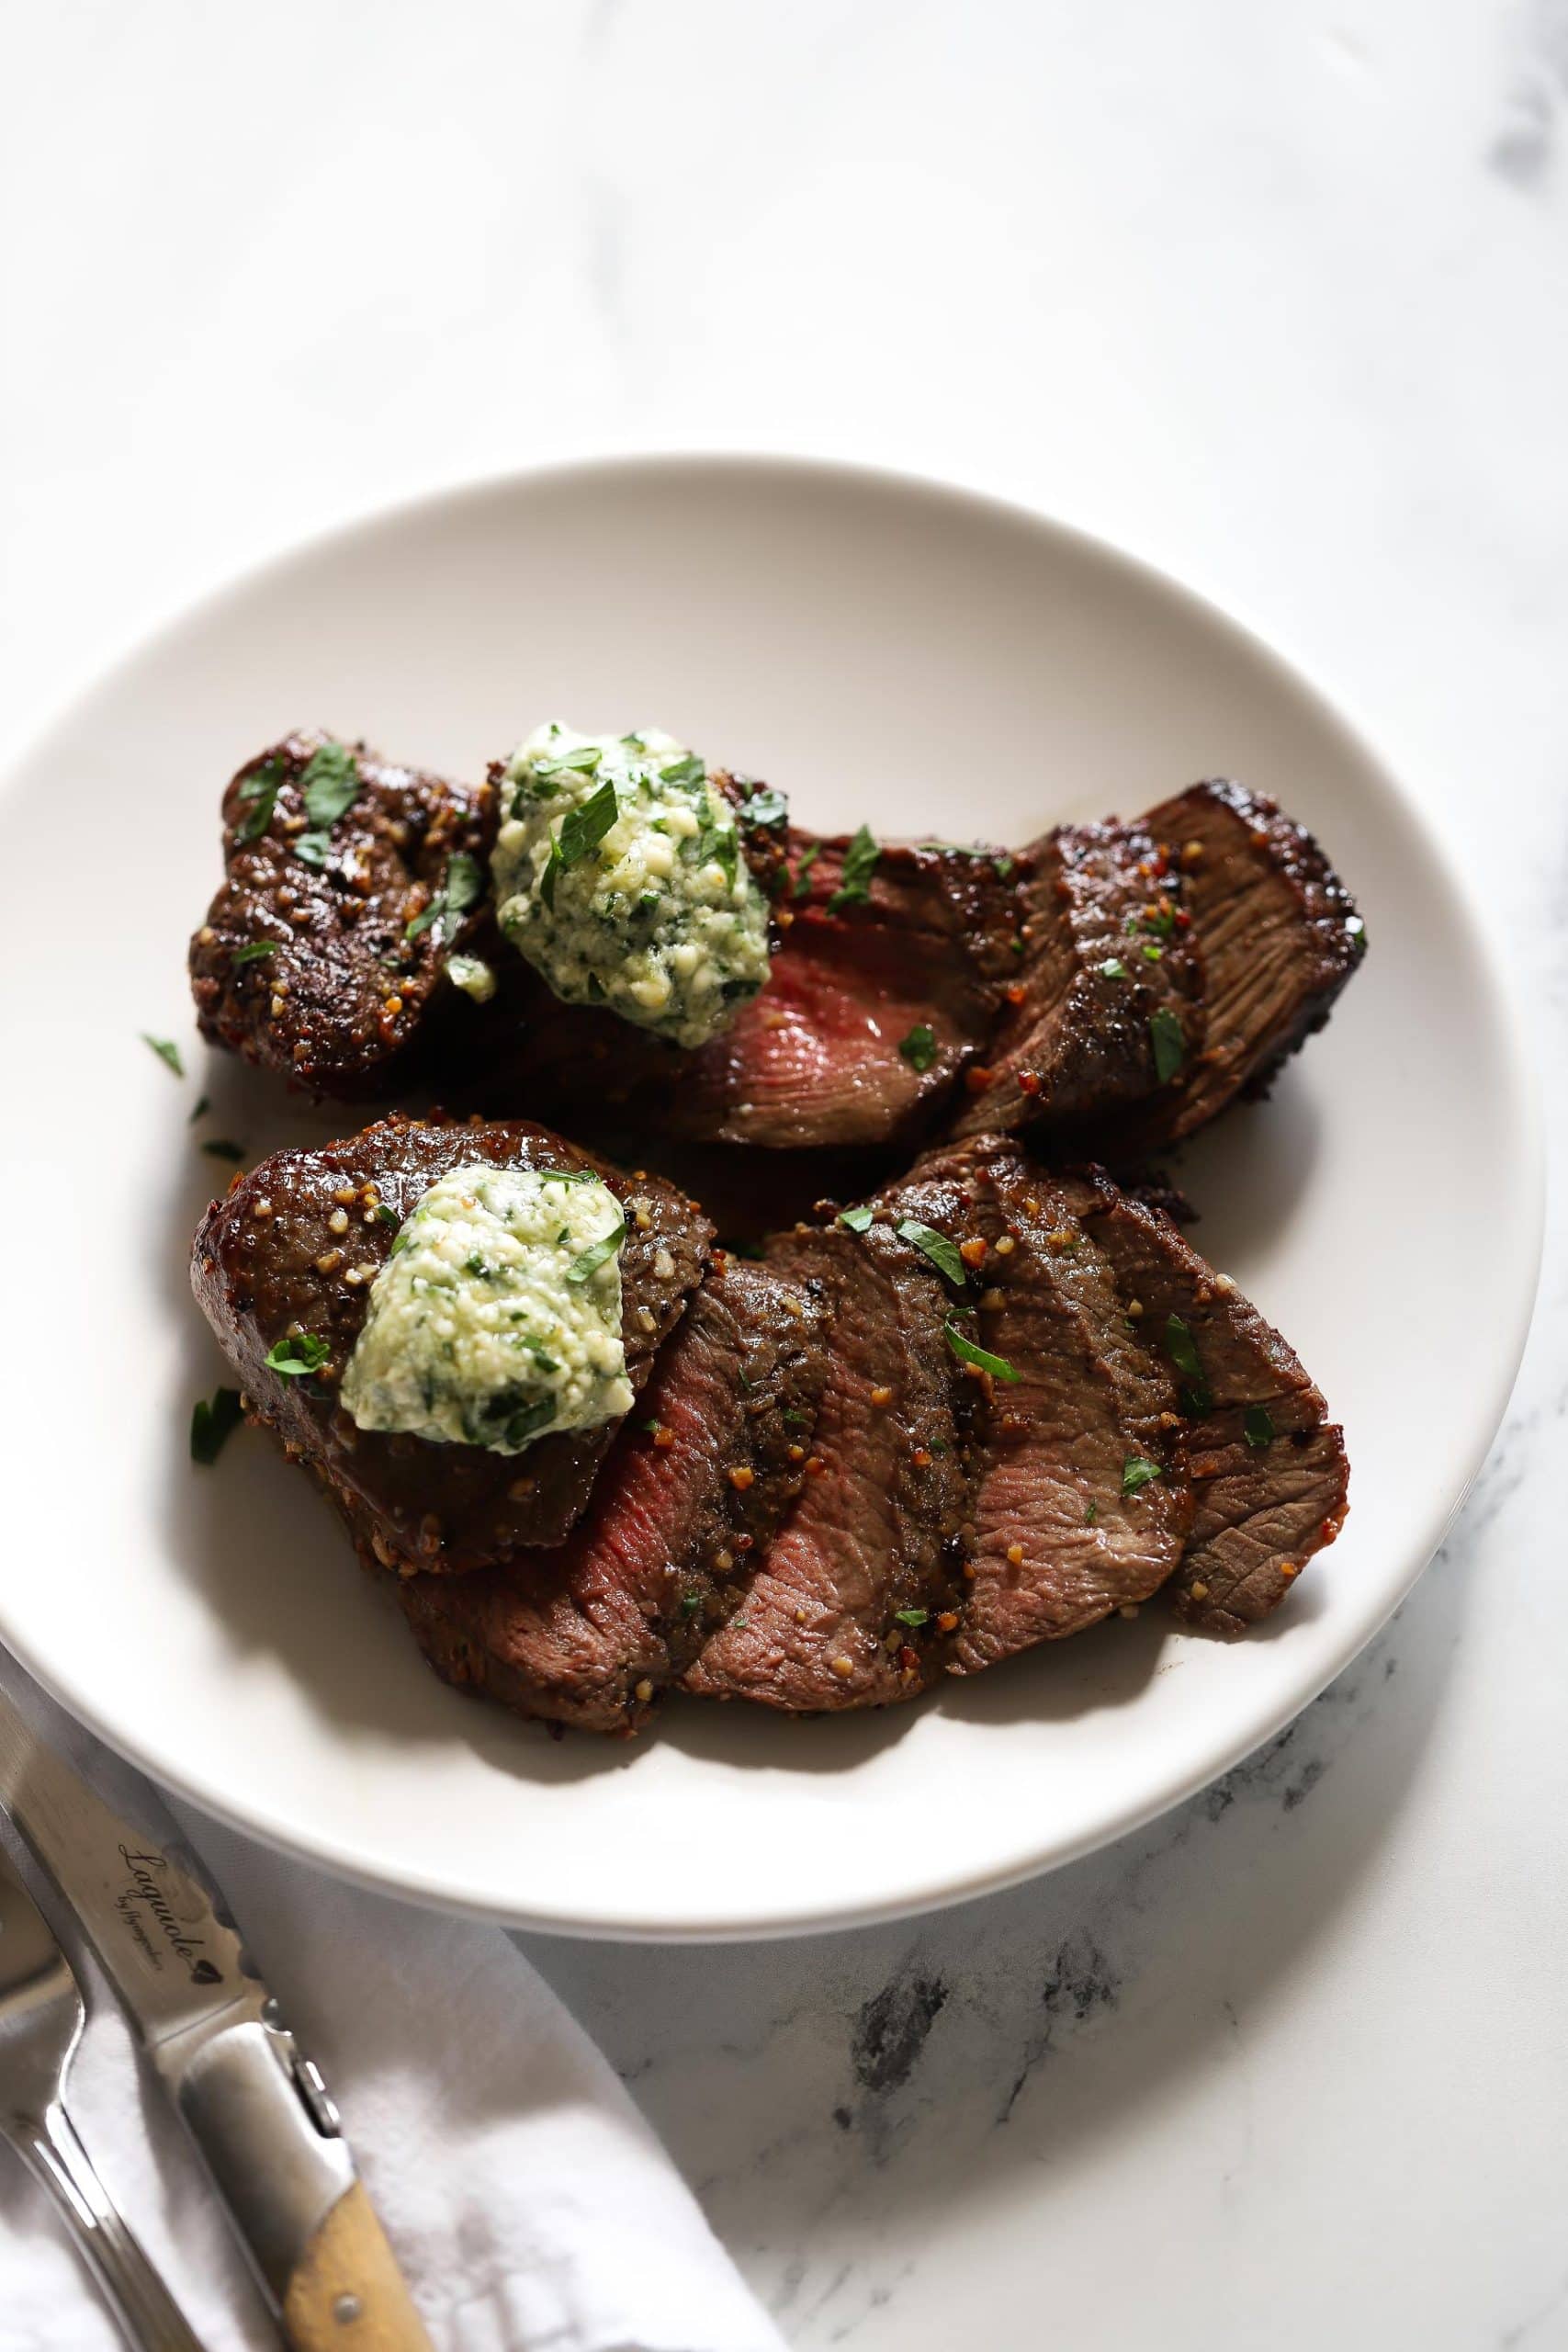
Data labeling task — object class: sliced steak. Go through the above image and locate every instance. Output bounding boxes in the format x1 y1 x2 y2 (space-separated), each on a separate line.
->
872 1136 1193 1663
949 821 1202 1140
683 1222 969 1711
189 732 500 1098
1059 1166 1349 1631
507 831 1019 1150
1084 779 1366 1151
398 1259 829 1732
190 1115 712 1567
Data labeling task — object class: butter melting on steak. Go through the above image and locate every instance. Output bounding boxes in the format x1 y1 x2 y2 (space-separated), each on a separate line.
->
190 1115 712 1568
399 1260 829 1732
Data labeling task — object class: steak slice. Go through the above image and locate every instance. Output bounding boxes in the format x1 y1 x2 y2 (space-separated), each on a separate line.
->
189 732 500 1098
397 1259 829 1733
1058 1167 1349 1631
190 1115 712 1567
682 1222 969 1711
508 831 1018 1150
1084 779 1366 1151
949 821 1202 1140
872 1136 1194 1664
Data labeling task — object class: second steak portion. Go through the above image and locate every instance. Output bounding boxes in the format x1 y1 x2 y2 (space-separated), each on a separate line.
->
190 1115 713 1568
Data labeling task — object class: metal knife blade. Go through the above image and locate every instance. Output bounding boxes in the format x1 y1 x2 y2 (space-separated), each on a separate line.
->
0 1693 270 2057
0 1689 432 2350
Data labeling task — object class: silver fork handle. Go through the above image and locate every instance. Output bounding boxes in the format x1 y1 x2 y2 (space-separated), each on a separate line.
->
12 2099 207 2351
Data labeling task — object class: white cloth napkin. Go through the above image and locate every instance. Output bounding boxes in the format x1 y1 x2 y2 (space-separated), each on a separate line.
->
0 1668 784 2352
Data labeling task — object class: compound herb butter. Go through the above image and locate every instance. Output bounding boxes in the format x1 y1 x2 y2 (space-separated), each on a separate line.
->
491 723 772 1049
340 1162 632 1453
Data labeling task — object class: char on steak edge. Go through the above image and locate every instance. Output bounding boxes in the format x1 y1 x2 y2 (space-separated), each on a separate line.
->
193 1123 1347 1734
188 738 1365 1158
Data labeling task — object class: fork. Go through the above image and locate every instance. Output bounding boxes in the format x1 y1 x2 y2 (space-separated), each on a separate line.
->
0 1840 205 2350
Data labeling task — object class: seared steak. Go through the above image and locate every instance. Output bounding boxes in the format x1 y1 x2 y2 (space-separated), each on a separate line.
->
1079 779 1366 1151
950 822 1202 1141
682 1222 970 1710
1058 1167 1349 1630
870 1137 1194 1661
506 831 1018 1149
398 1259 829 1732
190 1115 712 1567
189 732 499 1097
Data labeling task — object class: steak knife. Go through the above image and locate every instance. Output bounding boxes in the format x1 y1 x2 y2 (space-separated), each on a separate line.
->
0 1692 432 2352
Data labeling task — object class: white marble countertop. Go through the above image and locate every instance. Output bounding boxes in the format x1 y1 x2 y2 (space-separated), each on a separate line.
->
4 4 1565 2345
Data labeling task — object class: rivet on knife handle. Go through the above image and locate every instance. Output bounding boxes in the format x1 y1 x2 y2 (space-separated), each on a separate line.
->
282 2180 432 2352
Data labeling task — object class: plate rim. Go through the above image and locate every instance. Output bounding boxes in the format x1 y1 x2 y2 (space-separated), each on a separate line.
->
0 449 1544 1940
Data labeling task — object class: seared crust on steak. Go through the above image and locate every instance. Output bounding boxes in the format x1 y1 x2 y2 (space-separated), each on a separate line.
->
189 732 499 1097
1080 779 1365 1152
873 1137 1194 1661
190 1115 712 1567
682 1223 971 1710
1058 1166 1349 1631
951 820 1202 1140
398 1260 829 1732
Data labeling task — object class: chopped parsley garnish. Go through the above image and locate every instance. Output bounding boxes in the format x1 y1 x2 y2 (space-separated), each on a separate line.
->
894 1607 931 1629
234 760 283 842
659 753 705 786
1149 1007 1186 1085
199 1139 246 1161
1121 1456 1163 1495
792 842 821 899
1099 958 1128 979
1346 914 1367 952
944 1318 1021 1384
680 1592 703 1617
189 1387 243 1465
533 744 604 778
504 1396 557 1446
1085 1499 1098 1524
827 824 880 910
1141 942 1164 962
564 1219 626 1285
898 1023 938 1074
407 850 484 944
782 1408 811 1428
1162 1313 1212 1415
739 784 788 828
540 778 620 910
537 1166 598 1185
691 813 739 891
141 1034 184 1077
299 739 360 829
265 1333 331 1378
293 830 332 869
837 1204 874 1232
1244 1405 1276 1449
231 941 277 966
188 1094 210 1124
896 1218 966 1287
375 1203 400 1226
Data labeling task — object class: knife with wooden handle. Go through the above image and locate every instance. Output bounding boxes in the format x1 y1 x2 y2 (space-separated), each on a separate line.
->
0 1689 432 2351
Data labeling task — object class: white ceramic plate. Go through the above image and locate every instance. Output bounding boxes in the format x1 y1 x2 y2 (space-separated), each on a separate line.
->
0 457 1540 1939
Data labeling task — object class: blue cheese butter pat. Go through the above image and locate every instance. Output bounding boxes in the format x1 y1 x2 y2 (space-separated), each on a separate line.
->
491 724 772 1048
341 1163 632 1453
